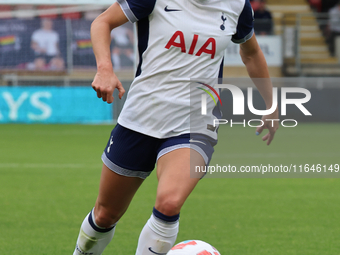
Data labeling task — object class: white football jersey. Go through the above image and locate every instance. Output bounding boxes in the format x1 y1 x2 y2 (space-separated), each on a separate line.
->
117 0 254 139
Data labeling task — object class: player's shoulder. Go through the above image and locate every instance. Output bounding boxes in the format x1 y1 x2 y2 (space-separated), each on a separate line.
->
117 0 157 22
122 0 157 10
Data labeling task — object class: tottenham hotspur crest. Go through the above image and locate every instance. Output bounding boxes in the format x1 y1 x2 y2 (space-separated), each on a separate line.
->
220 12 227 30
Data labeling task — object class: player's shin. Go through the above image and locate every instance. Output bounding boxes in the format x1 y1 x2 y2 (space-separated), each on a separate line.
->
135 207 179 255
73 209 116 255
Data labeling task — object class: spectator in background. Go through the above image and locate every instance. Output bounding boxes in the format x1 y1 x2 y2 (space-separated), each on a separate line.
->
328 3 340 56
110 25 134 70
30 18 65 71
254 0 273 35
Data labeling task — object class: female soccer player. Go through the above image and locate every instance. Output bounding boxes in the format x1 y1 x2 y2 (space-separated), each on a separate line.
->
73 0 278 254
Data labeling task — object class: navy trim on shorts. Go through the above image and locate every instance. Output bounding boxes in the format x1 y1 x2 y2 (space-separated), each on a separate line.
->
102 153 152 179
102 124 217 179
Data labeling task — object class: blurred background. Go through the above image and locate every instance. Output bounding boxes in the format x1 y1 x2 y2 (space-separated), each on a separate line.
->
0 2 339 254
0 0 339 123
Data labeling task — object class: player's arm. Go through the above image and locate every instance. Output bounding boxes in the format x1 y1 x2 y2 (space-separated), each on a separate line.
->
90 3 128 103
240 34 279 145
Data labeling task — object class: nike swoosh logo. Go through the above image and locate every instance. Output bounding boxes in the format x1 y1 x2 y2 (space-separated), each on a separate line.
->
148 247 167 255
164 6 182 12
189 139 206 146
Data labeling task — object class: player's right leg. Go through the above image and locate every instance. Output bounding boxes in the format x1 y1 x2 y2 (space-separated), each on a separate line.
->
73 164 143 255
135 133 216 254
73 123 160 255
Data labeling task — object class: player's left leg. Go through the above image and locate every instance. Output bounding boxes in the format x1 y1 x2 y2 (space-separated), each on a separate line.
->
135 148 205 255
73 164 144 255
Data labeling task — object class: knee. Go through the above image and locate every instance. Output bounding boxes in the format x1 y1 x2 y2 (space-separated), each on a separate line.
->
155 194 183 216
93 205 122 228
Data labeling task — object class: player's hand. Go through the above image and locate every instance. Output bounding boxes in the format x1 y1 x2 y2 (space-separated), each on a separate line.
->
91 69 125 104
256 108 279 146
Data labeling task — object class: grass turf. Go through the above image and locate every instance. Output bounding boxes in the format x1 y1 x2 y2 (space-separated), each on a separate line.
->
0 123 339 254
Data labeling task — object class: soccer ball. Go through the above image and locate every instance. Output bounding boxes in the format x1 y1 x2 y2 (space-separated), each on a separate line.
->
167 240 221 255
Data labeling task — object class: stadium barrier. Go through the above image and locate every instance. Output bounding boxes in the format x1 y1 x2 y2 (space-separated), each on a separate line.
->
0 86 113 123
0 78 339 124
224 35 282 66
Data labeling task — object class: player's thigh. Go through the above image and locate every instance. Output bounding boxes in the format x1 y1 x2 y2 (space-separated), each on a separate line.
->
155 148 205 214
94 164 144 223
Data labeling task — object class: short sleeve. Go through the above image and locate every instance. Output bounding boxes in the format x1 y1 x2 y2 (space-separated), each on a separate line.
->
117 0 156 23
231 0 254 44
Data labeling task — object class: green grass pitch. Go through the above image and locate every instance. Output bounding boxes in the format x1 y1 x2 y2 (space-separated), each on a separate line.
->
0 123 339 254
